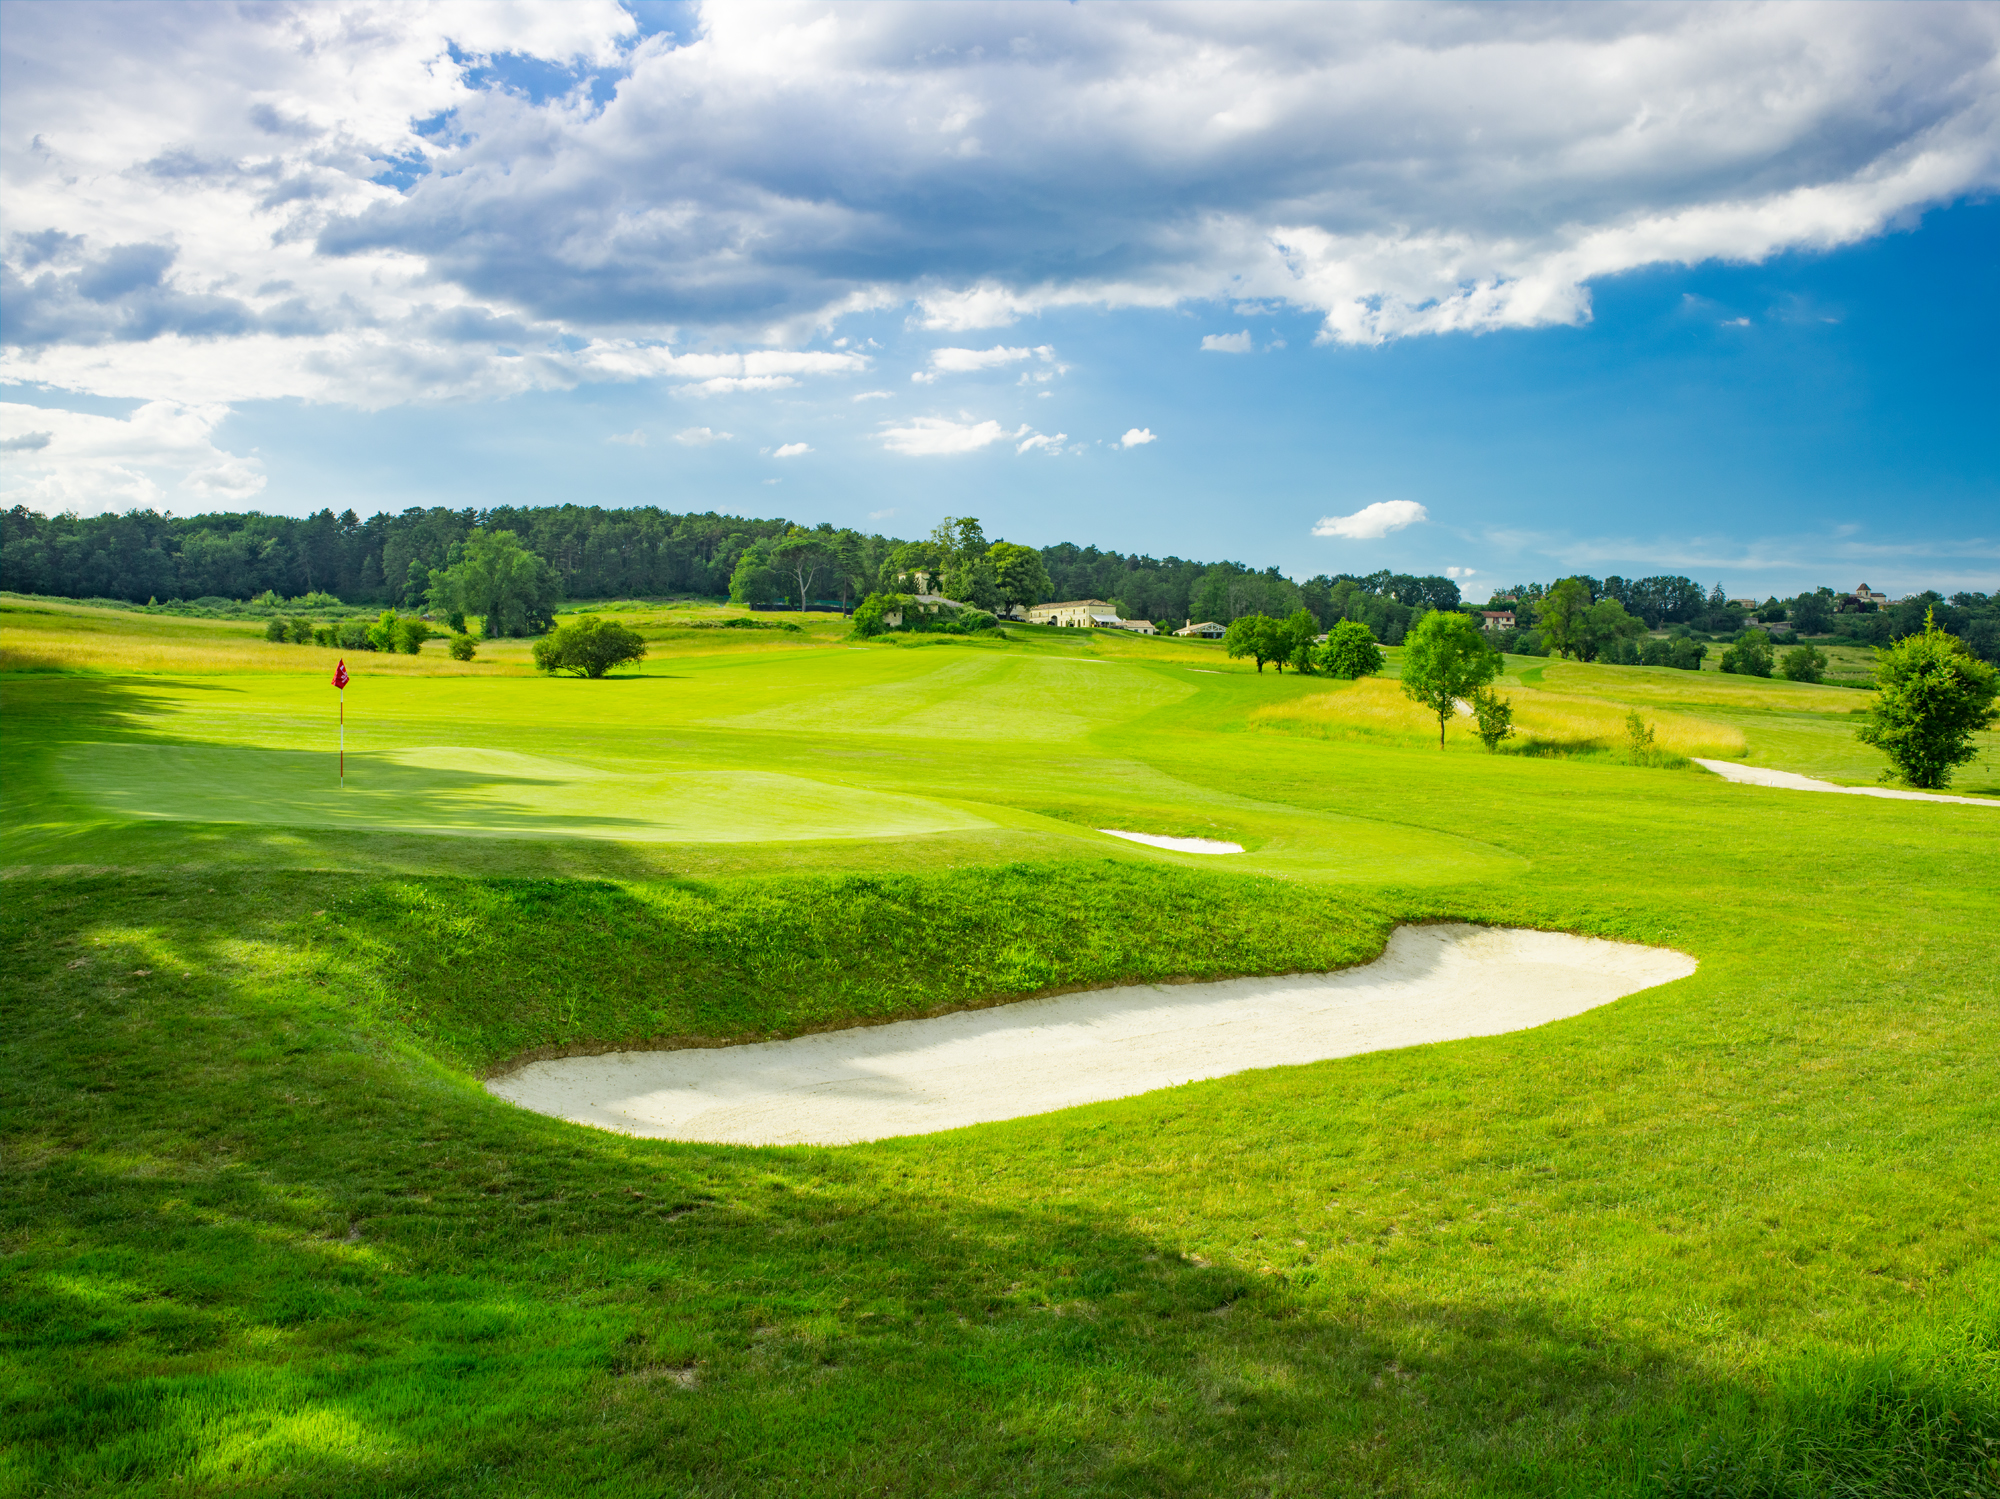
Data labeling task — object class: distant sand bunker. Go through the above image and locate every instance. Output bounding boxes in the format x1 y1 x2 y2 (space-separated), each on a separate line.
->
488 925 1696 1146
1099 829 1244 854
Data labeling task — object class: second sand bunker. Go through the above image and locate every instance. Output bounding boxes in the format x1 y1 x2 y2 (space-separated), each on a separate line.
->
489 924 1696 1146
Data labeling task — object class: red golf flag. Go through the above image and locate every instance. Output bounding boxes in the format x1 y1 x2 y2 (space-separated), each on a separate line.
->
332 660 348 689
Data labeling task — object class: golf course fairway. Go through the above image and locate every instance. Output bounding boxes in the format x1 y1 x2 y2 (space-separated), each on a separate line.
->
4 596 1997 1497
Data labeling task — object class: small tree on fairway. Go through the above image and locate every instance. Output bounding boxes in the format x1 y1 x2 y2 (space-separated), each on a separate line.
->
1780 641 1828 682
1315 620 1383 680
1470 687 1515 751
1401 610 1501 748
532 615 648 678
1281 608 1320 673
1224 613 1278 672
1856 609 2000 788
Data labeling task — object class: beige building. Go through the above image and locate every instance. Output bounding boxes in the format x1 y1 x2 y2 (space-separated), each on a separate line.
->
1027 598 1119 628
1479 610 1515 631
1174 620 1226 638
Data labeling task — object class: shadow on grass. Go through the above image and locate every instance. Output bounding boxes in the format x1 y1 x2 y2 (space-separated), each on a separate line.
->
4 880 1993 1497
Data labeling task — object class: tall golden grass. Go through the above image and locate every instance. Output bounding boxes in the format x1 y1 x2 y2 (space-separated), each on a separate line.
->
1251 677 1747 759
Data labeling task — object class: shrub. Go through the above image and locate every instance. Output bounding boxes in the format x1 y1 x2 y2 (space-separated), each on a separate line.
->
264 617 288 642
532 615 648 678
447 633 478 662
1470 687 1515 751
1721 630 1775 677
1315 620 1383 680
1780 641 1828 683
312 624 339 648
288 617 314 644
337 620 373 651
393 618 432 655
1856 609 2000 788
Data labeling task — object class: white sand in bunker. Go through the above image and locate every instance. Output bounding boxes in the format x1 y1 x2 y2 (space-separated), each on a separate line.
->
1693 758 1999 807
488 925 1697 1147
1099 829 1244 854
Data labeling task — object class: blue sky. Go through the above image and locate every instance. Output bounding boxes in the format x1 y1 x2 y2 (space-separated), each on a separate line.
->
3 1 1996 601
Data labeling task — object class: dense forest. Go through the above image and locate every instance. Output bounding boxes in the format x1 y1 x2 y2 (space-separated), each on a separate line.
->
3 501 1993 658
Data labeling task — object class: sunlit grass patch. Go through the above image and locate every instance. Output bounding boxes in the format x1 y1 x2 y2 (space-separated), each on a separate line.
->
1250 676 1747 759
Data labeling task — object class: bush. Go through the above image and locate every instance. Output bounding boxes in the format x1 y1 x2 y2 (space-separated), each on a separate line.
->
1856 609 2000 788
264 617 288 642
1780 641 1828 683
1315 620 1383 680
337 620 373 651
288 617 314 644
447 633 478 662
1721 630 1775 677
532 615 648 678
393 618 431 655
313 624 339 648
1470 687 1515 751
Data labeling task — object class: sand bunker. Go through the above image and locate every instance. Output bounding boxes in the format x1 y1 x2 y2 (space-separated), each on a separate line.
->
488 924 1696 1147
1100 829 1245 853
1693 758 1999 808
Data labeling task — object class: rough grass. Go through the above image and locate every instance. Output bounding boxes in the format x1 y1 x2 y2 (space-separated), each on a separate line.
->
1250 676 1748 759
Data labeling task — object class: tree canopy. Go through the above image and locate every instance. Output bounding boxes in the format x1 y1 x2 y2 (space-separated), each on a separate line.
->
425 530 561 638
1400 610 1502 747
1856 611 1999 788
1316 620 1383 680
530 615 649 678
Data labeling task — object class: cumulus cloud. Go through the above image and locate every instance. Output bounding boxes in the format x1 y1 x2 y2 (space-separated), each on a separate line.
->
1201 331 1252 353
1313 500 1428 540
772 441 812 458
1445 566 1477 578
879 416 1022 456
673 426 732 445
2 2 1996 405
1119 428 1156 448
1016 431 1067 455
0 399 264 512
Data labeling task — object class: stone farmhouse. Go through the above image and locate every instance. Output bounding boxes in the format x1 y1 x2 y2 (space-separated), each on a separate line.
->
1026 599 1156 634
1478 609 1516 631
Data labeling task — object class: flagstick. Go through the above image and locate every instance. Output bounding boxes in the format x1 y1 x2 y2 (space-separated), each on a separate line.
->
339 687 345 786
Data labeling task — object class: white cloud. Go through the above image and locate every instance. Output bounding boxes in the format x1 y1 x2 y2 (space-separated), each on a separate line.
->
1445 566 1477 578
671 375 799 398
852 389 893 401
1201 331 1253 353
1313 500 1428 540
879 416 1021 456
1017 431 1068 455
773 441 812 458
673 426 732 445
869 507 898 519
1119 428 1156 447
928 345 1041 373
2 2 1995 406
608 428 647 446
0 399 265 513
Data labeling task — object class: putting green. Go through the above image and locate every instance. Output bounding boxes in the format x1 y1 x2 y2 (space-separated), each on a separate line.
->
57 743 994 842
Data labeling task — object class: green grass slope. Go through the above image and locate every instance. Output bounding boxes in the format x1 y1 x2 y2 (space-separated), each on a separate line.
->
3 608 1997 1497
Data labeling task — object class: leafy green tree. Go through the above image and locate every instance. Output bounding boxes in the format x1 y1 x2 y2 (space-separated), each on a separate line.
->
1790 590 1834 635
1721 630 1776 677
728 539 781 606
427 530 561 638
288 617 314 644
1537 577 1593 659
987 542 1051 612
1580 598 1645 661
393 618 431 655
1224 613 1279 672
446 633 478 662
1315 620 1383 680
263 617 288 642
770 528 843 611
943 551 1001 612
531 615 648 678
1280 608 1320 673
1401 610 1501 748
1856 609 2000 788
1668 635 1708 671
1470 687 1515 751
1779 641 1828 682
365 610 401 652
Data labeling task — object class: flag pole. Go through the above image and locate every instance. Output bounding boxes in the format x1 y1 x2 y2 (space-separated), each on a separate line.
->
333 659 349 786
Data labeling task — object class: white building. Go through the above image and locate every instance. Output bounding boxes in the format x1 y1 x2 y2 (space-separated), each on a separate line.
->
1174 621 1226 638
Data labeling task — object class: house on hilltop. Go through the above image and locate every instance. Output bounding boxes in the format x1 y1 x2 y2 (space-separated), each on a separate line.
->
1478 609 1516 631
1175 620 1226 638
1028 599 1119 628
